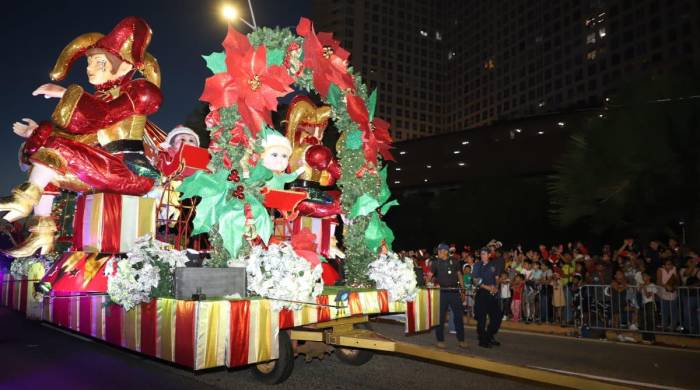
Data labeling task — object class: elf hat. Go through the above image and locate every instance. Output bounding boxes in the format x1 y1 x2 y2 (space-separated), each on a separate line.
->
262 131 292 154
164 126 200 147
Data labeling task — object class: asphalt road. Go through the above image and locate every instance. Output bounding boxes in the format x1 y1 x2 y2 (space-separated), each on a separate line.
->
1 307 697 390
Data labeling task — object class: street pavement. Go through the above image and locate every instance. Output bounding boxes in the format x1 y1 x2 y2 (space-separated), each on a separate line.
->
1 307 697 389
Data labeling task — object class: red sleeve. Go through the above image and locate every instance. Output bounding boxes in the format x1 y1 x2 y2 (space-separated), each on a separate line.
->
55 80 162 134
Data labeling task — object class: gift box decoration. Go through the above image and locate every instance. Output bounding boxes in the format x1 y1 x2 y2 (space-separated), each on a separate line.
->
40 251 114 293
286 216 338 258
73 193 156 253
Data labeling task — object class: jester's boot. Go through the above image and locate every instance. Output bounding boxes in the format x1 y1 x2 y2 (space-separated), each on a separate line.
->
0 182 42 222
5 216 57 257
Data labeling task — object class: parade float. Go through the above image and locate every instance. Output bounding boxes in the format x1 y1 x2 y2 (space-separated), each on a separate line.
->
0 16 622 389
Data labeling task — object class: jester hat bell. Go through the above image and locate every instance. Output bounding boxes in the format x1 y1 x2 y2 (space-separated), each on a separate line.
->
49 16 160 86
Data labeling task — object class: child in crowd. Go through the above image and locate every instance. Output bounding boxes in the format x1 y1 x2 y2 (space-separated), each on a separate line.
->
551 272 566 325
511 274 524 322
462 264 474 316
522 260 536 322
639 271 657 343
499 271 512 320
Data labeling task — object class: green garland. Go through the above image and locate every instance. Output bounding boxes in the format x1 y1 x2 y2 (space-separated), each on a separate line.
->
184 24 396 285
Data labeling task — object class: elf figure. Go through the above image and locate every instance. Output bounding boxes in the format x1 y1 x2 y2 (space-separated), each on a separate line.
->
260 130 304 190
1 17 162 256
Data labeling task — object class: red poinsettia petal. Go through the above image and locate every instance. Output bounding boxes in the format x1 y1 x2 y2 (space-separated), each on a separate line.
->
346 94 370 131
372 118 392 142
200 73 238 109
296 17 312 37
251 45 268 76
237 100 272 137
223 25 252 72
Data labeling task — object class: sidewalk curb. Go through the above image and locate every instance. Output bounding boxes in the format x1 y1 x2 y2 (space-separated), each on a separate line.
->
464 316 700 350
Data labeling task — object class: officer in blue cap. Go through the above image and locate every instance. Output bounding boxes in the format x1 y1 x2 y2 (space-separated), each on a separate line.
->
430 242 467 349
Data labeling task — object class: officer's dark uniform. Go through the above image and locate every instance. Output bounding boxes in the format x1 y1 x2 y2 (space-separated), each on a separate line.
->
431 256 465 343
472 259 502 346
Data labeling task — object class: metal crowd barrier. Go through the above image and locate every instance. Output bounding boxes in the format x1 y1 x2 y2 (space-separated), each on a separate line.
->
579 285 700 337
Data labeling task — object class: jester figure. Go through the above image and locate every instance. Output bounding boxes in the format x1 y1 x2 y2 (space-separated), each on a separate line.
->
1 17 162 256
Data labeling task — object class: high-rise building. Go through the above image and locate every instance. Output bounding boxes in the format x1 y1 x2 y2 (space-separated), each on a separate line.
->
312 0 700 141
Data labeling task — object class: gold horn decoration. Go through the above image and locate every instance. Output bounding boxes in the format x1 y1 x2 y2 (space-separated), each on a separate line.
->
50 32 104 81
141 52 161 87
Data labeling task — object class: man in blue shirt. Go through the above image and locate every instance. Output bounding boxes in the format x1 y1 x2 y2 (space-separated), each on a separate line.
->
472 247 503 348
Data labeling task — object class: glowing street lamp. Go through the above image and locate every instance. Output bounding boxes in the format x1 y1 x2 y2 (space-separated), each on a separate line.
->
221 3 257 30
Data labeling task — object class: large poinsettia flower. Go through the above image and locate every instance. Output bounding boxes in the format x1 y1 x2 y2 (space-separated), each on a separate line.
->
296 17 354 98
346 94 395 166
200 27 294 136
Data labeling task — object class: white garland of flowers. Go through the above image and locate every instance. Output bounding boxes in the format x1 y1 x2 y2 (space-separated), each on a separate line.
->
104 235 188 311
10 254 57 279
368 251 418 302
243 243 324 311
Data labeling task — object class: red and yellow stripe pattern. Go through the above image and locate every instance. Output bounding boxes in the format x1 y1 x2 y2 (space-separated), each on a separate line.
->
6 287 440 370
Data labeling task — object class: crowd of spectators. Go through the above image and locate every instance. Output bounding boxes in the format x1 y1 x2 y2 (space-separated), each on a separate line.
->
399 237 700 343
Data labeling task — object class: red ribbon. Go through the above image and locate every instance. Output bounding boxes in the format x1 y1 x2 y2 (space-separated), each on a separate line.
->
79 296 92 335
19 279 28 314
377 290 389 313
101 193 122 253
140 300 158 357
7 277 15 312
229 300 251 367
278 308 295 329
174 300 196 367
316 295 331 322
105 304 123 346
406 301 416 334
52 295 71 328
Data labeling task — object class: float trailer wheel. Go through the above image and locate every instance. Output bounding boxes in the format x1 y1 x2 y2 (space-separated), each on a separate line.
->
251 331 294 384
334 322 374 366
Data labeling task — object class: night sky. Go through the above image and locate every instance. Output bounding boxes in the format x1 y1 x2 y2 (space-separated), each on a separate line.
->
0 0 309 194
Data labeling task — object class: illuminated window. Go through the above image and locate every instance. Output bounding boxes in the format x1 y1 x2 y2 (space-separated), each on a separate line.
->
598 27 607 38
586 33 596 44
586 50 597 60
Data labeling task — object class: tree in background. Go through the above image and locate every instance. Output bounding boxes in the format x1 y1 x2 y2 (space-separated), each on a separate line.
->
550 69 700 247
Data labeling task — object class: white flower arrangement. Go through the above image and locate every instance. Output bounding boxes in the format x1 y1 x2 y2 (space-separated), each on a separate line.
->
10 254 57 279
243 243 324 311
105 235 188 311
368 251 418 302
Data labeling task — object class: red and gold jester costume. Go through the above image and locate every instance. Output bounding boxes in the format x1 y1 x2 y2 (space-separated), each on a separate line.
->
23 16 162 195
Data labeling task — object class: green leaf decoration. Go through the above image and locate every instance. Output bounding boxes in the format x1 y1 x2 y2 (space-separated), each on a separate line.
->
345 129 363 150
190 192 228 235
179 170 235 235
364 213 395 253
246 194 273 245
202 52 227 74
377 166 391 204
379 199 399 216
179 170 231 200
218 201 246 258
349 193 380 218
318 255 327 263
367 89 378 121
266 48 285 66
327 83 342 109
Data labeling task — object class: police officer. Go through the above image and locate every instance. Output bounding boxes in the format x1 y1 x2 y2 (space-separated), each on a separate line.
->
472 246 503 348
430 243 467 349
